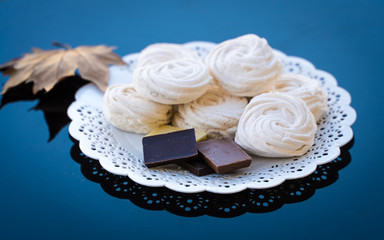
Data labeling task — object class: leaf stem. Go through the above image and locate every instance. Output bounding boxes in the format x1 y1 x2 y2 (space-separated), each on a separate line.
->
52 41 72 50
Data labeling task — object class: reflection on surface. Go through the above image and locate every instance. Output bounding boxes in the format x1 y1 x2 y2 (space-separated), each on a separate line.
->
0 76 88 141
70 138 354 218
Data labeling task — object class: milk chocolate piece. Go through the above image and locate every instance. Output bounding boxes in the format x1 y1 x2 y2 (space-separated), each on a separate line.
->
143 128 198 168
179 158 215 176
197 138 252 174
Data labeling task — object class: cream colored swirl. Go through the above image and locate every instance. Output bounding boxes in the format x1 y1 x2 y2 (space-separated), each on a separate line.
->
172 86 248 139
103 84 172 134
205 34 282 97
273 73 328 122
136 43 200 68
133 58 211 104
235 93 317 157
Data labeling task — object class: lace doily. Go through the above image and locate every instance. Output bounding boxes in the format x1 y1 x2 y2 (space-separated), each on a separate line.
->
67 41 356 194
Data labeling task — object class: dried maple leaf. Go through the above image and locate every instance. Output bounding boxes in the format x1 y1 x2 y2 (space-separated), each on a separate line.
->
1 42 126 94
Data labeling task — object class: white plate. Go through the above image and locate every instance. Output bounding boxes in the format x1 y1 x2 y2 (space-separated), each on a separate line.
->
67 41 356 194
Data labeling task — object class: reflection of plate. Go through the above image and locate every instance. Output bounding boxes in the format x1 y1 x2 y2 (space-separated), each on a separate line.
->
70 139 353 217
67 41 356 194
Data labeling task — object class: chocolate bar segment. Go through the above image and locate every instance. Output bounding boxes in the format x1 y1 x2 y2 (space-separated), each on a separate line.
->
179 158 215 176
197 138 252 174
145 125 207 143
143 128 198 168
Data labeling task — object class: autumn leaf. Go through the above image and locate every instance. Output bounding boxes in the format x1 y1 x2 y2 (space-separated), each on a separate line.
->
0 42 126 94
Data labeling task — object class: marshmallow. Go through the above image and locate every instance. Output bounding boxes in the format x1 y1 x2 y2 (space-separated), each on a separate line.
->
235 92 317 157
206 34 282 97
136 43 200 68
133 58 211 104
273 73 328 122
103 84 172 134
173 86 248 139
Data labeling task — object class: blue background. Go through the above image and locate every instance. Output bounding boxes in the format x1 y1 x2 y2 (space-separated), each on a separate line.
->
0 0 383 239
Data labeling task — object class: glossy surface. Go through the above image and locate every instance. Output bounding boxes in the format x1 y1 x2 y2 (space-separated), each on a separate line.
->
0 0 382 240
197 138 252 174
143 128 197 167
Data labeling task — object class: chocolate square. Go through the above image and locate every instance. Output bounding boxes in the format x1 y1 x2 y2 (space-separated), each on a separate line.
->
179 158 215 176
197 138 252 174
142 128 198 168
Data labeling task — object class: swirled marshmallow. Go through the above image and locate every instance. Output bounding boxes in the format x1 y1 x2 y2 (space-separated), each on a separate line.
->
205 34 282 97
136 43 200 68
103 84 172 134
133 58 211 104
235 93 317 157
173 86 248 139
273 73 328 122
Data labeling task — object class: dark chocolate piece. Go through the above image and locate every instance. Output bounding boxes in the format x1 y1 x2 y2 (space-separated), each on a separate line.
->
143 128 198 168
197 138 252 174
179 158 215 176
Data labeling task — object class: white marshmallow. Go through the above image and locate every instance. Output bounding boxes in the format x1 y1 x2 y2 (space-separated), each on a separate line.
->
273 73 328 122
136 43 200 68
235 92 317 157
206 34 282 97
103 84 172 134
173 86 248 139
133 58 211 104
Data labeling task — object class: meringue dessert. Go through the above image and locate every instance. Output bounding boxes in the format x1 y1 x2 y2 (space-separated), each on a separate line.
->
235 92 317 157
103 84 172 134
173 86 248 139
205 34 282 97
136 43 200 68
274 73 328 122
102 34 330 166
133 58 211 104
